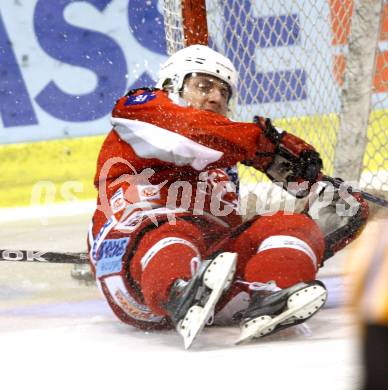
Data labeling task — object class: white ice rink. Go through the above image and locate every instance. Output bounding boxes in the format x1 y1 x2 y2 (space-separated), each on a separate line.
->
0 203 363 390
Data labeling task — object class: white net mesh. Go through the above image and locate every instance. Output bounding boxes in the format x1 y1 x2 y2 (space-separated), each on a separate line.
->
162 1 185 55
163 0 388 202
364 30 388 192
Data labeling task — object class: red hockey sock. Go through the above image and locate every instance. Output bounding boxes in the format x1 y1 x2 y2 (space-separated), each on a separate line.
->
130 220 206 316
235 212 325 288
244 248 316 288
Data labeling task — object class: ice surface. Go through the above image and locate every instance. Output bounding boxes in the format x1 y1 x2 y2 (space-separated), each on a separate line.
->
0 205 363 390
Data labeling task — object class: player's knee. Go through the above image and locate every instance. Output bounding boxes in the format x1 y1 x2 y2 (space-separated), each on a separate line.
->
129 219 205 283
237 212 325 288
250 212 325 262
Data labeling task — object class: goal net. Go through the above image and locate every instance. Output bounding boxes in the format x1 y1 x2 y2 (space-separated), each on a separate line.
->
162 0 388 211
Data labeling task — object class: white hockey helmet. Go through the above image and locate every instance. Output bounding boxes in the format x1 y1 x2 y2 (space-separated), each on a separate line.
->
156 44 238 102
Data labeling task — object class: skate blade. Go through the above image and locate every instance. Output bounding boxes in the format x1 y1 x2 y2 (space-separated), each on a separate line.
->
236 284 327 345
178 252 237 350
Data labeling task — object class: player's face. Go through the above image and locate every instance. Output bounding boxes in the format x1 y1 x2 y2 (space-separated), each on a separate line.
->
181 73 230 116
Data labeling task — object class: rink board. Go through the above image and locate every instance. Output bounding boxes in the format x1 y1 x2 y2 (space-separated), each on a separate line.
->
1 110 387 207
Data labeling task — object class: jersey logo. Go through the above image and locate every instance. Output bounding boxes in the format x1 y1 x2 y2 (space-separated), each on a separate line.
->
124 91 156 106
96 237 129 277
110 187 126 214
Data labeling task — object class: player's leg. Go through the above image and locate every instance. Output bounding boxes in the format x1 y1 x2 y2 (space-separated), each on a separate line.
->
233 212 325 286
130 218 237 348
129 219 205 314
231 211 327 342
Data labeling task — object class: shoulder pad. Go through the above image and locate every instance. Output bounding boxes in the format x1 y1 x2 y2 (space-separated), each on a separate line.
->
125 87 159 96
123 88 159 106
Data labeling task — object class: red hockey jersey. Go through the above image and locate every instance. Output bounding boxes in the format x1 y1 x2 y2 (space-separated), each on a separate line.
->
93 88 276 232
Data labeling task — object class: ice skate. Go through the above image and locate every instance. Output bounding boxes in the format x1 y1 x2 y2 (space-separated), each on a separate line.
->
234 280 327 344
166 252 237 349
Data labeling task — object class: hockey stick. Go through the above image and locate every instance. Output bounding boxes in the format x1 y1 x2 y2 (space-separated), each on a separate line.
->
2 175 386 263
322 175 388 208
0 249 88 264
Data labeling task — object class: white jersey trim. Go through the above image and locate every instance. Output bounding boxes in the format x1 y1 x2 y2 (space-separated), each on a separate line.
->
104 275 164 322
140 236 201 271
111 117 224 171
257 235 317 269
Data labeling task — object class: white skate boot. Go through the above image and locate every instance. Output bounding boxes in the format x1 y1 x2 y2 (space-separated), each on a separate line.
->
234 280 327 344
166 252 237 349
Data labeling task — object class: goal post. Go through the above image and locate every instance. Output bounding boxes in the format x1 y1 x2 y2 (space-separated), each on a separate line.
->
334 0 384 182
162 0 388 203
163 0 208 55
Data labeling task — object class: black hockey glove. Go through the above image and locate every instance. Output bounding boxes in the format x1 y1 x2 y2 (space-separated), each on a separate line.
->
304 178 369 262
253 117 323 197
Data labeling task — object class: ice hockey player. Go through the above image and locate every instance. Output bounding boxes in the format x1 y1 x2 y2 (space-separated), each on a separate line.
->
87 44 368 349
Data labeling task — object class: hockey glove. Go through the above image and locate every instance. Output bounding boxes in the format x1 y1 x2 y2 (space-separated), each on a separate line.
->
251 117 323 197
305 178 369 261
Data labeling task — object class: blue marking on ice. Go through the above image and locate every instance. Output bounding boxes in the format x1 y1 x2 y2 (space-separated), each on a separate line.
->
0 276 345 320
0 299 111 318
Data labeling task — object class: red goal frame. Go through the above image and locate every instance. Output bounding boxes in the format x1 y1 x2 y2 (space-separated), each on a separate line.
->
181 0 209 46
